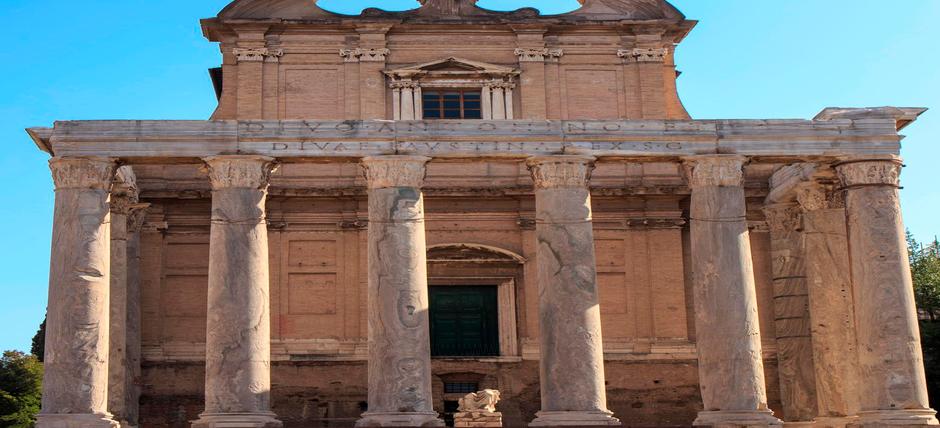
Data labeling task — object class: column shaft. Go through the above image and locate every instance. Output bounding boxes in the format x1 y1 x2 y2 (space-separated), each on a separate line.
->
836 157 938 426
481 86 493 120
527 156 619 427
491 86 506 119
38 157 119 428
123 206 146 428
108 176 148 428
357 156 443 428
193 156 281 428
686 156 781 427
796 184 859 427
764 204 818 423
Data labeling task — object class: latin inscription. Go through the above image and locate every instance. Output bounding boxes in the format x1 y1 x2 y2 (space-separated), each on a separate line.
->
244 121 692 156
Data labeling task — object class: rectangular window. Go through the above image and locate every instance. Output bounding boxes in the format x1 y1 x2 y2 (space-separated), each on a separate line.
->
422 90 482 120
443 382 480 394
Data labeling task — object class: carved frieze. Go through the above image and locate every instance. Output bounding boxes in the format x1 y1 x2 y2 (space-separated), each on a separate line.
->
835 157 902 188
340 48 390 63
361 156 430 189
49 157 117 190
514 48 563 62
684 156 745 188
204 156 278 190
527 156 595 189
618 48 669 63
232 47 283 63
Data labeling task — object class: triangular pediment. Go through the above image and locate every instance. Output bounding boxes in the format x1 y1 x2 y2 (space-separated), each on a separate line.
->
389 57 516 75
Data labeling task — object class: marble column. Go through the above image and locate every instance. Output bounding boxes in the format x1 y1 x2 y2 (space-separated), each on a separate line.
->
108 170 149 428
192 156 282 428
795 183 860 428
763 203 818 424
835 156 938 426
123 204 147 428
527 156 620 427
38 157 120 428
357 156 443 428
684 156 782 427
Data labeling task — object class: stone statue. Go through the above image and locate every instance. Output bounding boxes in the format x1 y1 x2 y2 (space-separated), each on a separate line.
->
458 389 501 413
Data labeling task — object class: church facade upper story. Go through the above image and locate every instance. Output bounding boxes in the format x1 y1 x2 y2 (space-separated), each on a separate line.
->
201 0 694 122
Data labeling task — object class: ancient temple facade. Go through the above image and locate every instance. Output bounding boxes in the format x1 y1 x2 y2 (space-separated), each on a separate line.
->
25 0 936 427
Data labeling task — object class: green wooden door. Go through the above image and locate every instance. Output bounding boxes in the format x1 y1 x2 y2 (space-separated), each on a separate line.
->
429 286 499 357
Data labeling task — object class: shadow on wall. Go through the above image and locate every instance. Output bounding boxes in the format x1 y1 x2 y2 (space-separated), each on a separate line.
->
921 321 940 409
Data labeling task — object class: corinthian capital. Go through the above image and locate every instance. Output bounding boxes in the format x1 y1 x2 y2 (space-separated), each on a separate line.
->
204 156 278 190
796 183 844 212
683 156 746 188
762 203 802 234
835 156 903 188
361 156 430 189
618 48 669 63
514 48 563 62
232 47 283 63
49 157 117 191
526 156 595 190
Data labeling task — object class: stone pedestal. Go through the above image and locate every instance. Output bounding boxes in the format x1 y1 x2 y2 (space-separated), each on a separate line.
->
454 412 502 428
796 183 859 428
835 157 938 427
357 156 443 428
526 156 620 427
192 156 282 428
684 156 782 427
38 157 120 428
108 171 148 428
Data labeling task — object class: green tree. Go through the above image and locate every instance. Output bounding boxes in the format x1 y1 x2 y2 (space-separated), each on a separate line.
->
909 232 940 320
0 351 43 427
30 318 44 363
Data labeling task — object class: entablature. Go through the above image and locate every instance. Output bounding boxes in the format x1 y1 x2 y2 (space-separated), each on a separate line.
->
30 113 913 162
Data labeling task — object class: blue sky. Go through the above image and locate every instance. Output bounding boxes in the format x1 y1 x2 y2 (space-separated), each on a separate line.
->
1 0 937 352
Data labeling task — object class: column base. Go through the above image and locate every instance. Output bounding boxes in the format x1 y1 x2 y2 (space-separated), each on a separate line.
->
191 413 283 428
813 416 858 428
693 410 783 427
36 413 120 428
356 411 445 427
529 410 621 426
849 409 939 427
